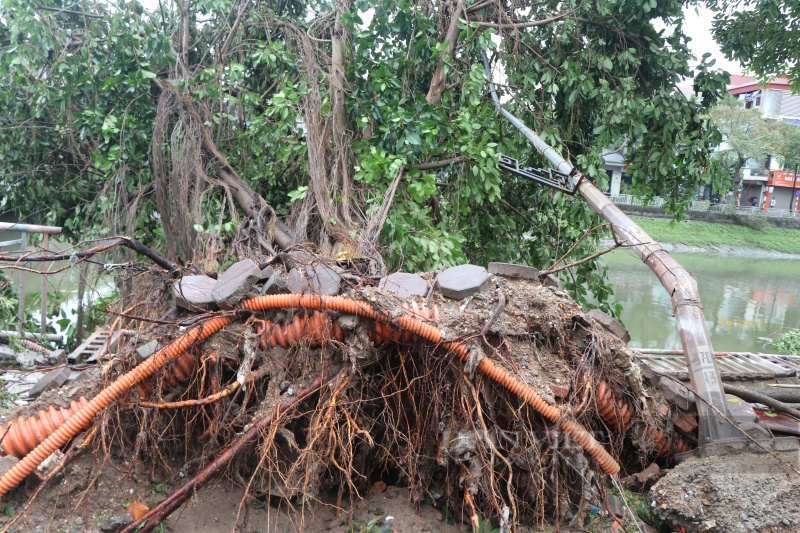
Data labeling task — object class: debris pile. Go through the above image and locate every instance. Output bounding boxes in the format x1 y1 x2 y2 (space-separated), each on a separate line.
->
0 253 706 531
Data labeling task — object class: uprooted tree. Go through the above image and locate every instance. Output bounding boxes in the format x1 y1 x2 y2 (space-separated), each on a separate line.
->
0 0 730 321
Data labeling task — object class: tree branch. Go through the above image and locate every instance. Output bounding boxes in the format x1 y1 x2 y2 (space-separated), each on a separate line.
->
414 156 466 170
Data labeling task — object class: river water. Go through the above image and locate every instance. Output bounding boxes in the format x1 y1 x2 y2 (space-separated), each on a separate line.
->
602 250 800 353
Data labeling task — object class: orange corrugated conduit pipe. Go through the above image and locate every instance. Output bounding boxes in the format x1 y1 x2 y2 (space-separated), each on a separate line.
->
0 294 618 497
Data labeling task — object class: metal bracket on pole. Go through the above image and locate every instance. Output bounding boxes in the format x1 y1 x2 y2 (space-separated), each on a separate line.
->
498 154 581 195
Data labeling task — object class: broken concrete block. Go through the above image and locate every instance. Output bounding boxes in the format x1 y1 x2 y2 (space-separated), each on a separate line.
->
436 264 491 300
587 309 631 344
27 366 71 398
136 340 160 363
542 273 564 290
658 376 695 411
46 349 66 365
15 350 47 368
287 265 341 296
378 272 428 298
607 494 624 518
337 314 359 330
212 259 264 309
488 262 540 281
172 275 219 310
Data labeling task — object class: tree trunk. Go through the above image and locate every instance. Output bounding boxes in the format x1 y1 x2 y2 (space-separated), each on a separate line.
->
330 0 354 231
426 0 465 105
733 155 746 206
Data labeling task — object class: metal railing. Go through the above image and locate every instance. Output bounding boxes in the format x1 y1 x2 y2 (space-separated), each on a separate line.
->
611 195 800 219
0 222 63 336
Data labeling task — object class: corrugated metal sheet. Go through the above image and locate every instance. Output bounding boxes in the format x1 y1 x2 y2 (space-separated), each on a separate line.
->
779 90 800 118
636 351 800 379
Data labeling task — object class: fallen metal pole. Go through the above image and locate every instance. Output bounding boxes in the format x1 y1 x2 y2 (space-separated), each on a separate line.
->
484 56 740 445
0 222 62 235
0 330 62 343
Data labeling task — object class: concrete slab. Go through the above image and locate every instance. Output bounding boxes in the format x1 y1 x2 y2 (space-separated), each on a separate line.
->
436 264 490 300
488 262 540 281
172 275 219 310
27 366 71 398
378 272 428 298
587 309 631 343
287 265 341 296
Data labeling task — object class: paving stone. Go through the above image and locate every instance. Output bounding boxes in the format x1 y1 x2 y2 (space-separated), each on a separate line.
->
27 366 71 398
587 309 631 343
488 262 540 281
378 272 429 298
172 275 219 310
436 264 491 300
287 265 341 296
135 339 160 363
212 259 266 309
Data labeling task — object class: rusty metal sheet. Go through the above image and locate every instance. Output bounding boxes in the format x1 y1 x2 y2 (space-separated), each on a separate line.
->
754 408 800 436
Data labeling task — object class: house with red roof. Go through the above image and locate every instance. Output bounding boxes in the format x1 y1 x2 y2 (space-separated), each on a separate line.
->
727 76 800 211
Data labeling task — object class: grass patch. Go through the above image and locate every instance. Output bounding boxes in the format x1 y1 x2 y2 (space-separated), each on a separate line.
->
630 217 800 255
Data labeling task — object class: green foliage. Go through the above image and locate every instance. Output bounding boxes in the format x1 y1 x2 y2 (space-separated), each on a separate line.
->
772 330 800 355
707 96 783 193
0 0 732 319
710 0 800 92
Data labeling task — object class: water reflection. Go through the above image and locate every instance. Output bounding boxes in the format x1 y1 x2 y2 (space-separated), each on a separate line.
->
603 250 800 353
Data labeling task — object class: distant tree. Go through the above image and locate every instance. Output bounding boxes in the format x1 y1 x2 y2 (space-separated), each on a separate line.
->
708 97 783 203
709 0 800 91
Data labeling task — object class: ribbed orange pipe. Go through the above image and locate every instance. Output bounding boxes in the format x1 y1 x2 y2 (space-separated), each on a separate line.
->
0 315 233 497
0 294 619 496
591 377 693 457
0 397 90 459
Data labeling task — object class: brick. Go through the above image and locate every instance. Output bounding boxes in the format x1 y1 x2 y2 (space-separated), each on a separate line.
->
436 264 491 300
378 272 429 298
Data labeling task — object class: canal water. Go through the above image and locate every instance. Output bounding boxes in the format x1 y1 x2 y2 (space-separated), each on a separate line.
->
603 250 800 353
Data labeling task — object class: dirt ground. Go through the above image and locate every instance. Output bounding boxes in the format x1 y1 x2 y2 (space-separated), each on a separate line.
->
650 445 800 533
0 448 569 532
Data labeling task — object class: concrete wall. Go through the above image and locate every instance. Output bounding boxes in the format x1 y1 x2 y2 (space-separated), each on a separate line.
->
616 204 800 229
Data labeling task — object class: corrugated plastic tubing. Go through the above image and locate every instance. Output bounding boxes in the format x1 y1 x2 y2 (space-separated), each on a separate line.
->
0 397 90 459
593 379 693 457
0 294 618 497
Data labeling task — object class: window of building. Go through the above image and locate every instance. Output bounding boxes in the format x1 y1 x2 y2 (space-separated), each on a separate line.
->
755 96 761 107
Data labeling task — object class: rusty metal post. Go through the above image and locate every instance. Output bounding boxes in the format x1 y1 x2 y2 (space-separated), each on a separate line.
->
484 56 742 444
40 233 49 335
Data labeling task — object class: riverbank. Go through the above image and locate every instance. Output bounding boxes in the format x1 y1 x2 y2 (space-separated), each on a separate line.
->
629 216 800 256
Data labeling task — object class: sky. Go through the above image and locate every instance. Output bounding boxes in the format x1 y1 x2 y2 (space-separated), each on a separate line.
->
674 5 742 76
